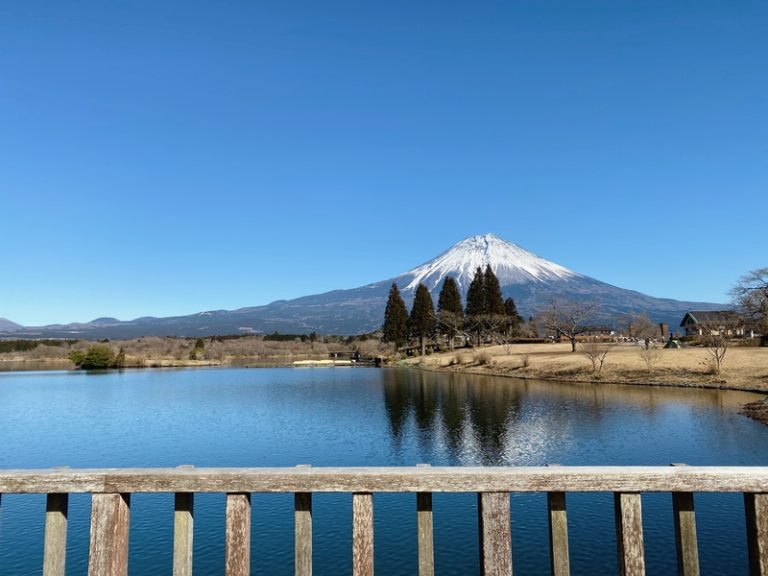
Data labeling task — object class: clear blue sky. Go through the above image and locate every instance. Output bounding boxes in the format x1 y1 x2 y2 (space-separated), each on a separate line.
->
1 0 766 326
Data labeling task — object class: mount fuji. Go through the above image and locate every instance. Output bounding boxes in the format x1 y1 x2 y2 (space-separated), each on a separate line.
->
2 234 723 338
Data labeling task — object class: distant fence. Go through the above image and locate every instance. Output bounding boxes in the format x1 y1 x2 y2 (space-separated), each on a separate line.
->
1 465 767 575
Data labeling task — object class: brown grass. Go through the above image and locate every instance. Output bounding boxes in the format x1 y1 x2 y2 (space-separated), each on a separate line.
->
410 342 768 392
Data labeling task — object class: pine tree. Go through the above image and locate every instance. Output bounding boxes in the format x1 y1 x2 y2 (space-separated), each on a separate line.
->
476 265 506 342
465 267 485 345
483 265 505 315
382 283 408 350
408 283 435 356
504 297 524 337
465 267 485 317
437 276 464 350
190 338 206 360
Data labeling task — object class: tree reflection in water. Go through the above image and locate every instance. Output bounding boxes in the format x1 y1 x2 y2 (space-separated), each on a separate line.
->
381 367 758 467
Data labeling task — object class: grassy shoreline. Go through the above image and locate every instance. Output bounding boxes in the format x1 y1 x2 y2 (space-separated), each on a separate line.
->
402 342 768 425
403 342 768 390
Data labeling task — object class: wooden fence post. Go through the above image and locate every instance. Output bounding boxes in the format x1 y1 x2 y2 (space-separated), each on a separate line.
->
417 464 434 576
672 491 699 576
548 491 569 576
173 493 194 576
88 493 131 576
546 464 569 576
226 493 251 576
43 493 69 576
745 493 768 576
670 464 699 576
295 492 312 576
478 492 512 576
353 493 374 576
614 493 645 576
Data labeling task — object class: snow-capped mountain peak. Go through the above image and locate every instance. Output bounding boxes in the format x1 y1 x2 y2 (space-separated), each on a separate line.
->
403 233 578 292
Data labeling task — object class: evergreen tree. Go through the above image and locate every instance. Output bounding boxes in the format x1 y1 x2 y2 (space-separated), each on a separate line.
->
504 297 524 337
382 283 408 350
483 265 505 315
190 338 206 360
114 347 127 368
477 265 506 342
465 267 485 345
437 276 464 350
408 283 435 356
465 267 485 316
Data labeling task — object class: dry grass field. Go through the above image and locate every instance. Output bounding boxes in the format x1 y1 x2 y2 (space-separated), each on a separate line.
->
409 342 768 393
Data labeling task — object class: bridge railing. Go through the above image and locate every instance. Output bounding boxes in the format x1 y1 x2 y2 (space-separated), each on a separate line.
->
1 465 767 576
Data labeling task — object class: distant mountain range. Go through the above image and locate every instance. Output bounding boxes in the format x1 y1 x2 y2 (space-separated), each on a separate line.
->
0 318 24 332
1 234 724 339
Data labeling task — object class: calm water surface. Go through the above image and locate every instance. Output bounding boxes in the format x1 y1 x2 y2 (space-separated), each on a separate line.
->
0 367 766 575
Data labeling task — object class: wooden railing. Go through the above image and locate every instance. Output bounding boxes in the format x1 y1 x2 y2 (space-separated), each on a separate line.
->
1 465 768 576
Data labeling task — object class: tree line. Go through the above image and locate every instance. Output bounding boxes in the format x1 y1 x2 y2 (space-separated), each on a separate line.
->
382 265 524 355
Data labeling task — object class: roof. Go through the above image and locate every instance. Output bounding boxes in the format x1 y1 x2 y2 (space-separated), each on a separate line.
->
680 310 741 327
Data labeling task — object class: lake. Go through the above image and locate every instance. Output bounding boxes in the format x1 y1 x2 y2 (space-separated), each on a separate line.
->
0 366 766 574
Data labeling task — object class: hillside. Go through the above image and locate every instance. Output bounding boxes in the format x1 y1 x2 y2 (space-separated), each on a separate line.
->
1 234 724 338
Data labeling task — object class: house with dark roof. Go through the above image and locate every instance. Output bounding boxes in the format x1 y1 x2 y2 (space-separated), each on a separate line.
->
680 311 744 337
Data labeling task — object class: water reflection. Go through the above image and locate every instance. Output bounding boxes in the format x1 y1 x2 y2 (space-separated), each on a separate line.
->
0 367 765 575
381 368 763 467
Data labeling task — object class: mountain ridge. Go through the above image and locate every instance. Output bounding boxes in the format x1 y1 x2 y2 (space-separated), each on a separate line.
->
1 234 725 338
0 318 23 332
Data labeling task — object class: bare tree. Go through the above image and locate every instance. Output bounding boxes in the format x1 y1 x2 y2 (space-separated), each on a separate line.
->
624 312 658 346
436 310 467 350
730 267 768 344
582 339 615 375
542 299 599 352
704 331 729 375
639 343 662 373
698 315 741 375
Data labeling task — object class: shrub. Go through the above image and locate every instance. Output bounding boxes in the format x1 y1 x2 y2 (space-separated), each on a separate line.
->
68 350 87 366
477 351 492 365
639 344 662 373
189 338 206 360
76 345 116 370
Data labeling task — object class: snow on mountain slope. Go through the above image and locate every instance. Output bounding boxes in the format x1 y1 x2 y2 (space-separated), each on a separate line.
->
2 233 725 338
402 234 579 292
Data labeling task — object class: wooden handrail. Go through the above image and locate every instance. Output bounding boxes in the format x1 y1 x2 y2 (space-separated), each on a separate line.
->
2 466 768 493
1 466 767 576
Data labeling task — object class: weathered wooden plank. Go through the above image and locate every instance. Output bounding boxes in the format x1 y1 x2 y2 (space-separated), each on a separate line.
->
417 492 434 576
43 493 69 576
173 493 194 576
416 464 434 576
4 466 768 494
614 493 645 576
88 493 130 576
547 492 570 576
226 493 251 576
295 492 312 576
352 493 374 576
745 493 768 576
672 492 699 576
479 492 512 576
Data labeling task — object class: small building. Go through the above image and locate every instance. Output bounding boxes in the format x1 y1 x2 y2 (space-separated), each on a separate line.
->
679 311 744 337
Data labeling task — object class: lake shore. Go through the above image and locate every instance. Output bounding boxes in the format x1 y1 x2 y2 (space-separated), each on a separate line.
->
403 342 768 423
403 342 768 391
